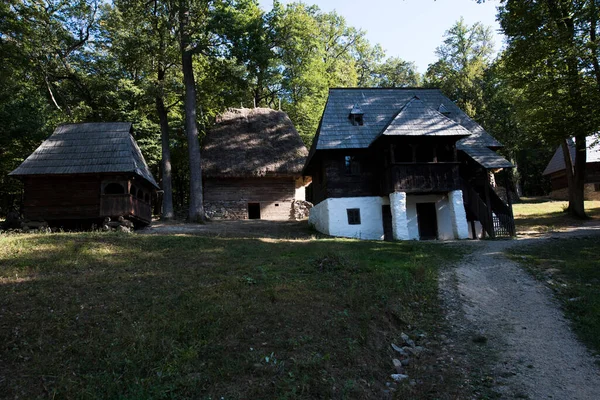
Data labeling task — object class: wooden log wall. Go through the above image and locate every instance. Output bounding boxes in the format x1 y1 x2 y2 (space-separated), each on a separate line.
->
204 177 296 220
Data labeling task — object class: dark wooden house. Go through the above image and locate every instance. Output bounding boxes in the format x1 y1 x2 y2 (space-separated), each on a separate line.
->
304 88 515 241
202 108 310 220
9 122 159 227
542 135 600 200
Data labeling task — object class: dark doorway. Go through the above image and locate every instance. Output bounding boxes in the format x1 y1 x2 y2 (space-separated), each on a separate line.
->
382 205 393 241
248 203 261 219
416 203 438 240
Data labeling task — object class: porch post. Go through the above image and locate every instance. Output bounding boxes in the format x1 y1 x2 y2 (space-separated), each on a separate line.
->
448 190 470 239
390 191 410 240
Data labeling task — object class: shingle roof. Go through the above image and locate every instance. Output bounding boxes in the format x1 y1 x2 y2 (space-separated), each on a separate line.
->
202 108 308 178
307 88 509 169
542 135 600 175
9 122 159 188
462 147 513 169
380 96 472 138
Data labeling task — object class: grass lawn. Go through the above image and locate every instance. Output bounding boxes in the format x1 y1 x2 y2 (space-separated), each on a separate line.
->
512 198 600 233
0 232 461 399
511 237 600 355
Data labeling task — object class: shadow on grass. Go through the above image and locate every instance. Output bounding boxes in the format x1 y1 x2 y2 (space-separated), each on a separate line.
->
0 233 460 399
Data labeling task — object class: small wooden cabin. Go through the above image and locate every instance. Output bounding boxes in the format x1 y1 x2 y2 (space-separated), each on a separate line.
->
202 108 309 220
9 122 159 227
542 135 600 200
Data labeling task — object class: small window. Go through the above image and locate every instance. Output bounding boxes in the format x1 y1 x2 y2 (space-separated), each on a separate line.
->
347 208 361 225
595 183 600 192
248 203 261 219
344 156 361 175
275 203 279 207
104 182 125 195
350 114 364 126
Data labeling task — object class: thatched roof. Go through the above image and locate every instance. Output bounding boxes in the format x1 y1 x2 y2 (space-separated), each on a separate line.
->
9 122 159 188
202 108 308 178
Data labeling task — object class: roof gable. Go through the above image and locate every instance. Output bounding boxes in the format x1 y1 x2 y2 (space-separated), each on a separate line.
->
202 108 308 178
9 122 159 188
379 96 472 138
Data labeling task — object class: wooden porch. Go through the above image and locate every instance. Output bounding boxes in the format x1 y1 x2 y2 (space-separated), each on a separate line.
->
100 194 152 223
382 162 460 194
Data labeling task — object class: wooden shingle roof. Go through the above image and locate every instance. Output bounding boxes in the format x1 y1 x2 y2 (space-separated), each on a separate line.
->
308 88 510 169
202 108 308 178
10 122 159 188
542 135 600 175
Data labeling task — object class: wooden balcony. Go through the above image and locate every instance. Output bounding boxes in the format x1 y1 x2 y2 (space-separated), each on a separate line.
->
382 162 460 194
100 194 152 223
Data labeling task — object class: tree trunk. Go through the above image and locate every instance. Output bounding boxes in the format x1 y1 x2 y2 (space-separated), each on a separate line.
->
180 3 204 222
561 138 587 218
156 85 174 220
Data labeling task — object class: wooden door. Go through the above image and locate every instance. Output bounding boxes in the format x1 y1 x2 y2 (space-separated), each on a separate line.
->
382 205 393 241
416 203 438 240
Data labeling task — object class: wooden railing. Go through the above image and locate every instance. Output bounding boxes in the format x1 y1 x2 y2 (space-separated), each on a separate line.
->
382 163 460 194
461 180 515 238
100 194 152 223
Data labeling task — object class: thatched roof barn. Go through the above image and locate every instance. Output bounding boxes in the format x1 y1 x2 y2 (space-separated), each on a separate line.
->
202 108 310 220
10 122 158 227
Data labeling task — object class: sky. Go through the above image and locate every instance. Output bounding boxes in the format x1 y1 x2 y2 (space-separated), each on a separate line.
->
257 0 504 73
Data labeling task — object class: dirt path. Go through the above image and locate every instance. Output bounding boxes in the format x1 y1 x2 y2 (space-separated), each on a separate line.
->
441 228 600 399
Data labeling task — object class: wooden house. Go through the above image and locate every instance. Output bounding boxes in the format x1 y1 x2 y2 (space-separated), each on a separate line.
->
542 135 600 200
9 122 159 227
202 108 310 220
304 88 515 241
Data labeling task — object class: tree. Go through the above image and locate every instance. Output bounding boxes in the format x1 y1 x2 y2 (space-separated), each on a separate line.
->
424 18 494 118
498 0 600 218
369 57 420 87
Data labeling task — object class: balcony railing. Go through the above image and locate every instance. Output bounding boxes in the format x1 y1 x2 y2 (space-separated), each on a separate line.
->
100 194 152 222
382 162 460 194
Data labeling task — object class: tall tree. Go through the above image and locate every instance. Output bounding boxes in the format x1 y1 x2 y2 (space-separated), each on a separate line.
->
498 0 600 217
425 18 494 118
368 57 420 87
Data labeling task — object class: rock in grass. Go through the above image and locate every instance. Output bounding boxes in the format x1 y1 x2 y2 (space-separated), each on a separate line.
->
392 358 404 374
401 332 416 347
391 373 409 382
391 343 407 355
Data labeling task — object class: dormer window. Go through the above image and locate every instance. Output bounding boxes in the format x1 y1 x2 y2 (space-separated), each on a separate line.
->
438 103 451 116
349 104 364 126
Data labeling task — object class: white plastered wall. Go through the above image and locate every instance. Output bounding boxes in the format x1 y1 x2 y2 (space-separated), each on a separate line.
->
294 177 312 201
308 196 389 240
405 194 454 240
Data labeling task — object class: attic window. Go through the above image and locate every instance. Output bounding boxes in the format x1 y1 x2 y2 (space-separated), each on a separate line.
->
438 104 451 116
344 156 361 175
349 104 364 126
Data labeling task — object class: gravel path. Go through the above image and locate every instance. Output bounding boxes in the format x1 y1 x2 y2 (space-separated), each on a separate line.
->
441 228 600 399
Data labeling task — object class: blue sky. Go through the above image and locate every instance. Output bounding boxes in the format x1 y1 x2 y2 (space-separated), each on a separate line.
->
257 0 503 73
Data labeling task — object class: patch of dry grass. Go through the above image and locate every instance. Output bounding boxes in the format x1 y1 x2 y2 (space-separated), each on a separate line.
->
0 232 461 399
513 198 600 233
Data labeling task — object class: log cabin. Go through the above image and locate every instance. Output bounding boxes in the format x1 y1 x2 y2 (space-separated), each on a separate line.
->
304 88 515 241
9 122 159 227
202 108 310 220
542 135 600 200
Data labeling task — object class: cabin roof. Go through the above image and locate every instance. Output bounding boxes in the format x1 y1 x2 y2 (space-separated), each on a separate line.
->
9 122 159 188
202 108 308 178
462 146 513 169
379 96 472 138
542 135 600 176
307 88 509 169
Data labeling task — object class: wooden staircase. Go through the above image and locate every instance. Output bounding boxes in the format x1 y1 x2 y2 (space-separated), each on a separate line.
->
461 180 515 238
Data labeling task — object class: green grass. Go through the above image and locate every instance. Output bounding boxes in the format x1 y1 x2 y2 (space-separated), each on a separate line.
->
513 198 600 233
511 237 600 355
0 232 461 399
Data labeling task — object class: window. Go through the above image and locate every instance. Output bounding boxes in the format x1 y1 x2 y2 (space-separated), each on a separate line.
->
415 145 434 163
595 183 600 192
350 114 364 126
347 208 361 225
248 203 261 219
394 145 414 163
344 156 361 175
437 144 454 162
104 182 125 195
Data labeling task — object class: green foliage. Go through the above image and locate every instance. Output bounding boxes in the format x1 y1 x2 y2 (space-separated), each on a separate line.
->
425 17 494 118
